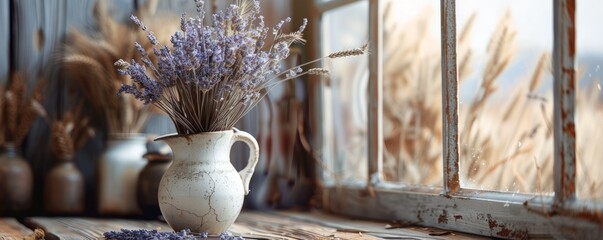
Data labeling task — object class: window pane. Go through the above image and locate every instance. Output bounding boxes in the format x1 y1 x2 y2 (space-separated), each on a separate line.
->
458 0 554 194
381 0 443 185
322 1 369 182
576 0 603 200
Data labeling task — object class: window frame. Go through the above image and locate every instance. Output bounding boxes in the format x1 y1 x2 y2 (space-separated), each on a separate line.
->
310 0 603 238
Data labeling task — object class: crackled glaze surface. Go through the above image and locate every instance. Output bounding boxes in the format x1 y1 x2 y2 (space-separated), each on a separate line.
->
157 130 259 234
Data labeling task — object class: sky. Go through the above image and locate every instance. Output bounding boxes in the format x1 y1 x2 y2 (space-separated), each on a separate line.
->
390 0 603 56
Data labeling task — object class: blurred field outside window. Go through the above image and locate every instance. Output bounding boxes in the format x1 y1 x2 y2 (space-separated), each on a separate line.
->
321 0 602 201
322 0 369 183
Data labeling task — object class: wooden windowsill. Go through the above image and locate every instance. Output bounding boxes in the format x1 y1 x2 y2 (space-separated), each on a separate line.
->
2 210 484 239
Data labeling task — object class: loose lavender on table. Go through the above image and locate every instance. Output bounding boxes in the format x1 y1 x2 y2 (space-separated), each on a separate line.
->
116 0 366 135
103 229 244 240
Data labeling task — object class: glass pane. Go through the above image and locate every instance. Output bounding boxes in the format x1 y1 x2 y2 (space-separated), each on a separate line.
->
322 1 369 182
458 0 554 194
576 0 603 200
381 0 442 185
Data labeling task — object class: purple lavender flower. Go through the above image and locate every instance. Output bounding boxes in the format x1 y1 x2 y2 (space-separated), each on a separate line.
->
147 31 159 45
117 61 162 104
298 18 308 32
130 15 147 31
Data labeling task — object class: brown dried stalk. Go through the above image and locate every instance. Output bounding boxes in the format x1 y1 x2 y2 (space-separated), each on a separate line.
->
380 6 474 181
62 0 175 134
464 11 515 133
374 5 602 196
328 44 368 59
50 103 95 159
51 122 74 159
1 72 46 147
4 72 25 135
528 53 550 93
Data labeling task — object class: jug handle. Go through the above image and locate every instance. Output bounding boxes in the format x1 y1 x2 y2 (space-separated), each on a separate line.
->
231 128 259 195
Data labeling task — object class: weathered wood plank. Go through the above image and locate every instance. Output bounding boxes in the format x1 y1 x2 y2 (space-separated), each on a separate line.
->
233 211 382 240
25 217 172 240
0 218 34 240
20 211 481 240
276 210 483 239
324 184 603 239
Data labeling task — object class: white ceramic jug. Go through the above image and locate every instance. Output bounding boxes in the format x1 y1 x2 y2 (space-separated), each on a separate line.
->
157 128 259 234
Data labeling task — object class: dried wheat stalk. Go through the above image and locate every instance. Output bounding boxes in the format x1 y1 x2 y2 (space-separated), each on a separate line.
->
50 103 95 159
61 0 174 134
0 72 47 147
371 6 602 197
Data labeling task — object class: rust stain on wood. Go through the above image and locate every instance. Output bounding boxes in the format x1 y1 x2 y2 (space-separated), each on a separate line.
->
566 0 576 58
525 200 603 225
446 170 460 193
485 214 529 239
572 209 603 226
554 0 577 204
438 210 448 224
440 0 460 194
563 123 575 138
486 214 497 230
416 211 424 223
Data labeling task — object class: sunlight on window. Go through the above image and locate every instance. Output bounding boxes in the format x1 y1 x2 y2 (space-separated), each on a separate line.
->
381 0 442 185
321 0 602 198
456 0 556 194
576 0 603 200
322 1 369 183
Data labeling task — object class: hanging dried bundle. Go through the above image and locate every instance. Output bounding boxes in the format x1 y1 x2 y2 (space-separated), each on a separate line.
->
50 103 95 159
61 0 178 134
117 0 367 134
0 72 47 147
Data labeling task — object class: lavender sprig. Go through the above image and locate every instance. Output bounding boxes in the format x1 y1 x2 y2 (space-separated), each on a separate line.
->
116 0 366 134
102 229 244 240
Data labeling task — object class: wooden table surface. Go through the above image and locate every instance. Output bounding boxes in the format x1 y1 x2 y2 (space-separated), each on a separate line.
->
1 211 484 239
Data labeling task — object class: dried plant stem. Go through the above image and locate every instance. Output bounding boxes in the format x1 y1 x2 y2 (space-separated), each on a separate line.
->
62 1 177 134
0 71 46 146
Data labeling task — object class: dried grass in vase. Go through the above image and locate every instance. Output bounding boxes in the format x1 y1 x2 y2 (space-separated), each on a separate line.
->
0 72 47 147
62 0 178 134
50 103 95 160
116 0 366 134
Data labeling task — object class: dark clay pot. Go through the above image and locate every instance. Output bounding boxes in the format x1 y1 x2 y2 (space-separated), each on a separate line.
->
137 154 170 218
0 145 33 215
44 157 85 215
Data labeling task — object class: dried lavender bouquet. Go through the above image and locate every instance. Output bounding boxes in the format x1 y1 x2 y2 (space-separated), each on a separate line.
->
116 0 366 134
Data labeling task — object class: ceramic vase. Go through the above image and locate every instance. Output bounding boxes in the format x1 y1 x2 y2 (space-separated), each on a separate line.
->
157 128 259 234
98 134 147 216
0 144 32 215
44 156 85 214
137 154 171 218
